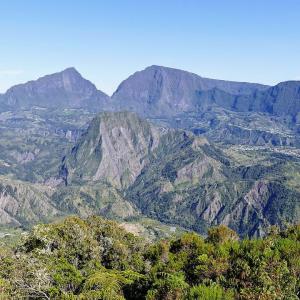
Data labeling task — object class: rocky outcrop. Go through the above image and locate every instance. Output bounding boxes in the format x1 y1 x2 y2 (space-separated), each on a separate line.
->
0 178 59 226
61 111 162 189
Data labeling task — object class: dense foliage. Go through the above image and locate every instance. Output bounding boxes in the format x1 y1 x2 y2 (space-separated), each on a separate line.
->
0 216 299 299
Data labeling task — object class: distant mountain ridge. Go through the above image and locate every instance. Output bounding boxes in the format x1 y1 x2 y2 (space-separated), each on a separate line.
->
0 65 300 147
196 80 300 118
0 67 110 111
111 65 270 117
110 65 300 147
1 65 299 120
111 65 300 121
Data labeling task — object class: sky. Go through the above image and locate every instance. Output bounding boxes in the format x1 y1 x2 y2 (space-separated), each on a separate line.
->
0 0 300 95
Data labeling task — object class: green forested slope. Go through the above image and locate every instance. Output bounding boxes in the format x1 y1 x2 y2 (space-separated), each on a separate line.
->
0 216 299 299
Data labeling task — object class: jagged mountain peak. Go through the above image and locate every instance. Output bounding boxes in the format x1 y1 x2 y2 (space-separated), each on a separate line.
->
6 67 97 95
55 67 93 86
61 66 80 74
2 67 109 111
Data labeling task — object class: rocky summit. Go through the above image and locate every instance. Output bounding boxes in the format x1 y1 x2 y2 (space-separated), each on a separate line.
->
0 67 110 111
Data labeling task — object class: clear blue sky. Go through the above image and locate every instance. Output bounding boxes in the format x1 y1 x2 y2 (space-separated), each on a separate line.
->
0 0 299 95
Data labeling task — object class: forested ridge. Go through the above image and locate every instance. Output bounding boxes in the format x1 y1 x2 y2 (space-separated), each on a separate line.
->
0 216 299 299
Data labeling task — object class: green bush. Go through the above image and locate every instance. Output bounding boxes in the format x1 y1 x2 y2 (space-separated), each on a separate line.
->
0 216 299 299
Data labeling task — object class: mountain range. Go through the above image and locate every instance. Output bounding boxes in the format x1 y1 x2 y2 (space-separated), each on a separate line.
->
0 66 299 238
1 65 299 146
111 66 300 147
112 65 300 120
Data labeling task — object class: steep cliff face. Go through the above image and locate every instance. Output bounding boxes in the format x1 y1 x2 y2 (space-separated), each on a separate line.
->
111 65 300 121
1 68 110 111
60 111 221 190
0 177 59 226
196 81 300 119
111 65 268 117
61 111 162 189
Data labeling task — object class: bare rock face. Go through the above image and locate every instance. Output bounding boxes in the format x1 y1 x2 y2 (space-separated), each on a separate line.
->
111 65 300 122
61 111 162 189
175 156 223 185
222 181 270 227
0 178 59 226
91 117 159 188
11 151 37 164
220 180 300 237
201 193 223 223
60 111 218 192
